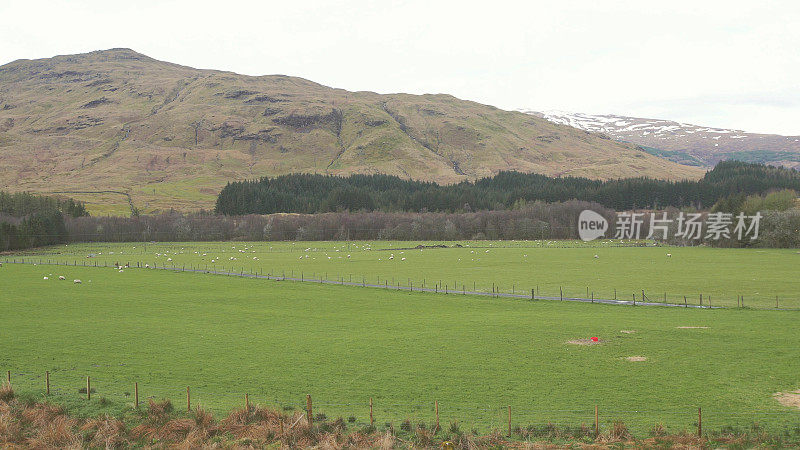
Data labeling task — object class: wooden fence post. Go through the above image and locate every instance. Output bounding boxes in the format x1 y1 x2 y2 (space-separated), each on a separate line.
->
435 400 439 433
507 405 512 436
134 382 139 409
6 370 9 385
369 397 374 426
684 295 687 307
697 407 702 437
306 394 313 426
595 404 599 436
87 377 91 400
245 393 250 410
187 386 191 412
45 371 50 395
560 286 563 301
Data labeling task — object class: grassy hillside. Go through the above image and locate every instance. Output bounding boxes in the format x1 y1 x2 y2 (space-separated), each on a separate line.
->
0 49 703 215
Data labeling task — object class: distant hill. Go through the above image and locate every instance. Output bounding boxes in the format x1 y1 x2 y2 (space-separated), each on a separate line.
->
0 49 703 215
524 110 800 169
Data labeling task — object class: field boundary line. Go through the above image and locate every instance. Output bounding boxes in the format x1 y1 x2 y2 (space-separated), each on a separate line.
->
0 258 740 310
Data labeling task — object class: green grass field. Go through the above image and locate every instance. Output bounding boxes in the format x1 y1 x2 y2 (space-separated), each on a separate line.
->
12 240 800 308
1 259 800 436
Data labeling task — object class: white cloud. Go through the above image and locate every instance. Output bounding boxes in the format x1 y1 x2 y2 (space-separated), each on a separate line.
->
1 0 798 135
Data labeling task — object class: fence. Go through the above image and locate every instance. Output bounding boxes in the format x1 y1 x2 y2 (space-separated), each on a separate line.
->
2 256 796 310
2 368 799 438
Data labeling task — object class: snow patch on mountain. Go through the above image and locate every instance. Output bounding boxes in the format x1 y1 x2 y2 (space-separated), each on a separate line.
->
517 109 800 169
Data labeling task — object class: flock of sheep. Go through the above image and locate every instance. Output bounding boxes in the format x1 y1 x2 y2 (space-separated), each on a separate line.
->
42 275 81 284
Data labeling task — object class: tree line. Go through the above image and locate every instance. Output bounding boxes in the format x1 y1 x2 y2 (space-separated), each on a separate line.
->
0 191 88 251
215 161 800 215
67 200 616 243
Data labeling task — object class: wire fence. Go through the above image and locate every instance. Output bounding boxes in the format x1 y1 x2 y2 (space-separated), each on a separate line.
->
3 369 799 438
2 256 797 310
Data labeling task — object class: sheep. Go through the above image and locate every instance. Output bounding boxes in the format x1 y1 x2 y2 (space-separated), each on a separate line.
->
401 257 406 261
58 276 66 280
666 253 672 257
73 279 82 284
594 254 599 259
43 276 49 280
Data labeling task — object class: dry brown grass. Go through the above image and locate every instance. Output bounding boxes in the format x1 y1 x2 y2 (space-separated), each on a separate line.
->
26 415 81 448
0 383 13 403
81 414 128 448
774 389 800 409
0 394 792 448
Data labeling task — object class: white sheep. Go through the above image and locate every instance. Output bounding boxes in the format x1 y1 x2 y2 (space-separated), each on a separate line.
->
401 257 406 261
666 253 672 257
58 276 66 280
73 279 82 284
594 254 599 259
43 276 49 280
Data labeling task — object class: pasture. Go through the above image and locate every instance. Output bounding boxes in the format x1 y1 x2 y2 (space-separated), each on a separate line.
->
12 240 800 308
1 261 800 436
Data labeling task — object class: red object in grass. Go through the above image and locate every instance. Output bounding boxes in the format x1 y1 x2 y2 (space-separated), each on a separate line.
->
590 337 599 342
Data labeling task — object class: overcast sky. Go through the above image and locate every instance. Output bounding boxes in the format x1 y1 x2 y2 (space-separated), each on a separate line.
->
2 0 798 135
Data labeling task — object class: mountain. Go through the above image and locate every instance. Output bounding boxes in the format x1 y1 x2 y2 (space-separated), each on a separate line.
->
0 49 703 215
524 110 800 170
